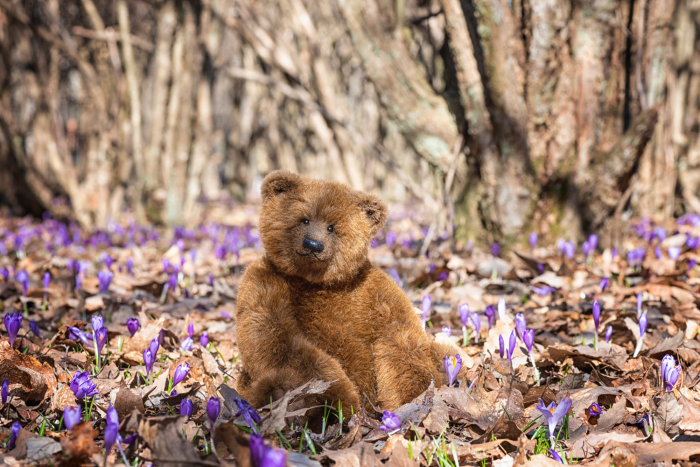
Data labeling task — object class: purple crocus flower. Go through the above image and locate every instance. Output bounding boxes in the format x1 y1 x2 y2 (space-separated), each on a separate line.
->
687 236 699 249
42 272 50 291
605 325 613 343
437 271 449 281
4 313 22 348
600 277 609 291
15 270 28 296
92 314 104 332
379 410 401 433
484 305 495 329
612 247 618 259
421 295 431 328
168 273 177 291
589 402 603 417
233 397 262 433
556 238 566 252
654 246 662 259
75 274 82 291
508 329 516 362
491 242 500 257
639 312 648 338
589 234 598 251
172 363 190 388
550 450 564 464
669 246 682 261
689 259 697 271
68 327 93 349
444 354 462 387
523 329 534 354
126 318 139 337
529 232 538 250
1 378 7 404
63 406 81 430
70 370 98 399
533 285 554 296
29 321 40 338
250 433 286 467
126 258 134 274
180 337 193 351
660 354 681 392
536 395 572 443
582 241 592 257
441 326 451 337
180 399 193 418
94 327 108 353
8 421 20 449
653 227 667 243
514 313 526 341
1 269 8 283
143 349 154 380
385 231 397 248
637 412 651 436
592 300 601 334
97 270 113 293
471 313 481 339
162 258 171 274
200 332 209 347
459 303 470 327
564 242 575 259
499 334 505 358
103 406 119 454
207 396 220 427
187 323 194 338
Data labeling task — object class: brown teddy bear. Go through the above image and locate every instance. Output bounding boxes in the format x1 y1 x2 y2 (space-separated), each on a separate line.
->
236 170 466 411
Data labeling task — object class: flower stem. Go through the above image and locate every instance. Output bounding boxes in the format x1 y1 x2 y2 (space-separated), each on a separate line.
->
593 333 598 351
633 338 643 358
530 353 540 386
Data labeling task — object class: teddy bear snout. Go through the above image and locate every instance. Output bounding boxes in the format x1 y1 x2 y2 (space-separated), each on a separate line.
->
303 237 325 253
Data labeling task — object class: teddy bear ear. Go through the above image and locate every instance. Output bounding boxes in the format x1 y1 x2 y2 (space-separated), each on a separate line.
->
360 194 388 233
261 170 301 201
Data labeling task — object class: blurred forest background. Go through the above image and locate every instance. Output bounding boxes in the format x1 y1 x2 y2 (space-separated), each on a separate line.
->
0 0 698 248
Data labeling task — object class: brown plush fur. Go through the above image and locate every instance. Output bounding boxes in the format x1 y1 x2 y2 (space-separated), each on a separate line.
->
236 171 465 411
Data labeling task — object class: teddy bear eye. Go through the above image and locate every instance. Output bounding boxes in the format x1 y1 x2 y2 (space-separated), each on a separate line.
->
327 225 334 233
303 219 309 225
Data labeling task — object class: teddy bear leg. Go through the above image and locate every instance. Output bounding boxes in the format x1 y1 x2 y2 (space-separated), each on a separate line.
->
374 327 438 411
239 334 362 412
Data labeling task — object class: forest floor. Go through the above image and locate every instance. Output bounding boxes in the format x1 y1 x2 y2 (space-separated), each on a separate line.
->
1 205 699 466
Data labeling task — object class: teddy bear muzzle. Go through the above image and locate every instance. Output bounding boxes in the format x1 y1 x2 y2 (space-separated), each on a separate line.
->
302 237 325 253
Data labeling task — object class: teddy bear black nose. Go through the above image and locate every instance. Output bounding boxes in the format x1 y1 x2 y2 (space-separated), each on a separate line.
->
303 238 325 253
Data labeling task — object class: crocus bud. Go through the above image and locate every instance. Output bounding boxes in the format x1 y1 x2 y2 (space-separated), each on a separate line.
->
172 363 190 387
515 313 526 341
441 326 451 337
459 303 469 327
42 272 50 291
63 406 81 430
4 313 22 348
605 326 613 343
207 396 220 426
126 318 139 337
529 232 538 250
200 332 209 347
180 398 193 418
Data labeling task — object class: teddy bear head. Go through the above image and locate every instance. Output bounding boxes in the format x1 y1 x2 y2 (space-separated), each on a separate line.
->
259 171 387 284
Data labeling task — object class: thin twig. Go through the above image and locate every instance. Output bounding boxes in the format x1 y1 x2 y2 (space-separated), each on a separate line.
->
72 26 154 52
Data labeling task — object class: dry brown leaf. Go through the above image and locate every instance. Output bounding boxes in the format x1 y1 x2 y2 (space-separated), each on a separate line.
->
51 384 77 413
0 340 57 401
